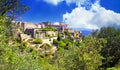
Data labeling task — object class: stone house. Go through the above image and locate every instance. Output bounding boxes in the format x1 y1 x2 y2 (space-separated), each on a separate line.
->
18 21 82 42
40 21 51 26
21 22 42 31
65 28 82 42
25 28 58 39
51 22 68 32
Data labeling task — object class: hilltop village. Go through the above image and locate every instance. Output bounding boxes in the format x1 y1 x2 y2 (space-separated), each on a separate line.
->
10 21 82 54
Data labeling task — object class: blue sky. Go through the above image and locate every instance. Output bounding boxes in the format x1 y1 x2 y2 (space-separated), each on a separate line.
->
22 0 120 29
22 0 76 23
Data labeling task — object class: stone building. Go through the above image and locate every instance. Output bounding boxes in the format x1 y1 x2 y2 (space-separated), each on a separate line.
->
21 22 42 31
25 28 58 39
51 22 68 31
40 21 51 26
17 21 82 42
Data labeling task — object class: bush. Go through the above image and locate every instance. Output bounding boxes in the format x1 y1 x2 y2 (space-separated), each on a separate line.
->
58 41 66 48
66 42 72 46
106 67 118 70
53 39 58 46
63 38 70 42
33 38 43 44
40 43 52 50
74 42 81 46
64 42 72 50
42 26 57 31
57 36 62 41
64 31 72 36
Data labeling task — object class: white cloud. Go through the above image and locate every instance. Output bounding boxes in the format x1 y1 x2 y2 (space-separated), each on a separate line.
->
53 22 60 25
42 0 120 29
63 1 120 29
43 0 64 5
65 0 91 7
42 0 89 6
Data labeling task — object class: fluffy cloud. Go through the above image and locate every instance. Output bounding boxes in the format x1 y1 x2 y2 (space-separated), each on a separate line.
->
42 0 89 6
65 0 91 6
63 1 120 29
43 0 64 5
42 0 120 29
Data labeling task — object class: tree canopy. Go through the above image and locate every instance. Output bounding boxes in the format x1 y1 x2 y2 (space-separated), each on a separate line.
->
0 0 28 19
92 27 120 68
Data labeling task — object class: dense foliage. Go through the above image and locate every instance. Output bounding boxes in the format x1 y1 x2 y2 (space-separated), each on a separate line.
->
0 0 28 18
0 16 105 69
0 17 107 69
42 26 57 31
92 27 120 68
33 38 43 44
51 36 105 70
1 0 120 70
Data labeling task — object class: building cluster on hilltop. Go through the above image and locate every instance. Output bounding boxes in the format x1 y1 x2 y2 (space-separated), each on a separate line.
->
9 21 82 54
12 21 82 43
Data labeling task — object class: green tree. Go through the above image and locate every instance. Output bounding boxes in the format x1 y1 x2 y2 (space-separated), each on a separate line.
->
51 36 105 70
0 0 29 18
0 0 30 69
92 27 120 68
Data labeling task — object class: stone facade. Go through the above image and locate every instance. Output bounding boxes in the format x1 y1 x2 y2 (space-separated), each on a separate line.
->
51 22 68 31
40 21 51 26
25 28 58 39
15 21 82 43
25 29 35 38
21 22 41 31
45 31 58 37
20 33 31 42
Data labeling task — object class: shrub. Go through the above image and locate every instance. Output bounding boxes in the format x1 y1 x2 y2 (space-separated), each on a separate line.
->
58 41 66 48
33 38 43 44
42 26 57 31
106 67 118 70
64 31 72 36
63 38 70 42
40 43 52 50
53 39 58 46
57 36 62 41
64 42 72 50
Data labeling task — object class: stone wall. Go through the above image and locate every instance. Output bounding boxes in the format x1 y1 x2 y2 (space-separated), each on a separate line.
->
42 37 57 44
25 29 35 38
20 33 31 42
45 31 58 37
22 22 41 31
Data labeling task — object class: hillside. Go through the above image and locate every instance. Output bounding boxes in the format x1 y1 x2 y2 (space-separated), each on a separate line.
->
0 0 120 70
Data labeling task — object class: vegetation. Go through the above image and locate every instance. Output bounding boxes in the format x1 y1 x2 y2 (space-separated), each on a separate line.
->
0 16 105 69
40 43 52 50
33 38 43 44
42 26 57 31
51 36 105 70
0 0 29 18
92 27 120 69
1 0 120 70
64 30 72 36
